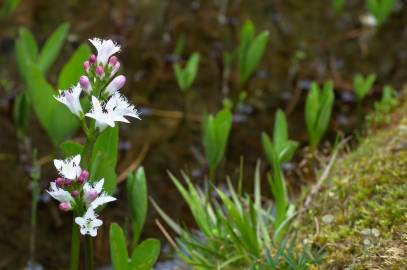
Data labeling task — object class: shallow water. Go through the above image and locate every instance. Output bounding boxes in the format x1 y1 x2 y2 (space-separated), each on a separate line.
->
0 0 407 268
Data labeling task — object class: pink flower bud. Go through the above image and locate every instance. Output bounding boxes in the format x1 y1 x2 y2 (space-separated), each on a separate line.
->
109 56 118 66
87 190 98 202
59 202 71 211
77 170 89 184
71 190 80 197
79 76 91 94
111 62 120 77
89 54 97 64
96 66 105 78
105 75 126 95
64 178 72 186
55 177 65 187
83 61 90 73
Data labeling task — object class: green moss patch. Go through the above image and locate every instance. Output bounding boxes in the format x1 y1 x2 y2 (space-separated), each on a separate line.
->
299 100 407 269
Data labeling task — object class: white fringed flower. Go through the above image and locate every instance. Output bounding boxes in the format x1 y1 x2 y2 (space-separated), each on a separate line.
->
47 182 74 206
75 207 103 237
55 84 83 117
83 178 116 209
89 38 121 65
86 95 140 131
53 155 82 180
106 93 141 120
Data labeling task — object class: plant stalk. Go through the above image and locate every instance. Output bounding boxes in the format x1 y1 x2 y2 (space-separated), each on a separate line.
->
69 220 80 270
84 236 94 270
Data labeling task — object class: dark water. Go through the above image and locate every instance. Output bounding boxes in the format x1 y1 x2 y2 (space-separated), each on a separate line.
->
1 0 407 268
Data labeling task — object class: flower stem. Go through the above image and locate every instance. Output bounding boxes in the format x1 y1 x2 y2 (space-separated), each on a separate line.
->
69 221 80 270
84 236 94 270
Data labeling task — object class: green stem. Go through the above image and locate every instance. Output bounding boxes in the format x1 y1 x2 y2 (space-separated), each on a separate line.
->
69 220 80 270
85 236 94 270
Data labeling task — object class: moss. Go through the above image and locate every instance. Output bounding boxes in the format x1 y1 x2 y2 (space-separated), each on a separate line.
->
298 98 407 269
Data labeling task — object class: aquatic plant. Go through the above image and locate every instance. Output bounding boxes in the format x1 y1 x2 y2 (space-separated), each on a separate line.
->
331 0 345 12
17 35 159 269
127 167 148 248
153 163 321 269
367 85 399 126
1 0 20 16
305 81 335 149
262 109 299 165
15 23 86 145
202 107 233 183
238 20 269 86
173 52 200 92
353 73 376 102
366 0 396 25
110 223 160 270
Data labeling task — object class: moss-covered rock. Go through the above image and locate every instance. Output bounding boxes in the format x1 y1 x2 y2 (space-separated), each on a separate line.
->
298 99 407 269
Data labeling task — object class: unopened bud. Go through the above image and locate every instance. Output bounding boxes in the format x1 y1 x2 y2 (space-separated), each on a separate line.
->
64 178 72 186
106 75 126 95
89 54 97 64
109 56 118 66
110 62 120 77
83 61 90 73
55 177 65 187
71 190 80 197
96 66 105 78
79 76 91 94
59 202 71 211
77 170 89 184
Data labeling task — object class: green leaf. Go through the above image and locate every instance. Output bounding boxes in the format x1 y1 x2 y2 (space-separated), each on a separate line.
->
353 73 376 101
127 167 148 248
38 22 70 74
173 52 200 92
25 66 79 145
273 109 288 148
241 30 269 84
129 239 160 270
18 28 38 62
58 43 91 89
91 126 119 194
15 28 39 83
367 0 396 25
109 223 129 270
332 0 345 12
1 0 21 16
239 20 255 69
13 92 29 137
203 108 233 173
305 82 321 147
60 140 84 157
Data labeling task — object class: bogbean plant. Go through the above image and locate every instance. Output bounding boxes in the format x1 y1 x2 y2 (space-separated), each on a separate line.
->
109 167 160 270
353 73 376 103
262 109 298 243
202 107 233 183
366 85 399 126
173 52 200 93
16 29 160 269
366 0 396 25
305 81 335 149
238 20 269 87
331 0 345 13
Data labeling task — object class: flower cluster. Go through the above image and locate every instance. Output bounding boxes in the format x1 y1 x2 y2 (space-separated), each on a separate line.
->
47 155 116 236
55 38 140 131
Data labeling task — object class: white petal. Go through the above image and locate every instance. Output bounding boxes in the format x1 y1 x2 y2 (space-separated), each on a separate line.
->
75 217 86 227
91 194 116 209
89 228 97 237
94 179 104 194
89 38 121 65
